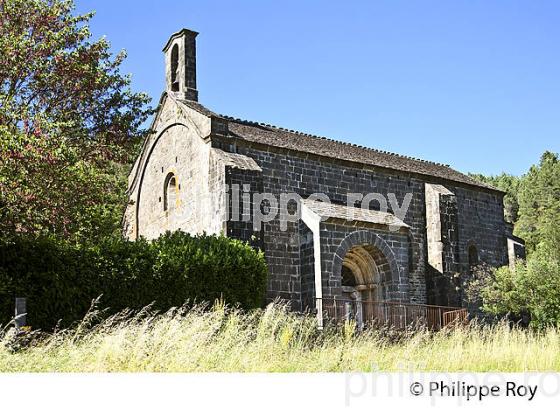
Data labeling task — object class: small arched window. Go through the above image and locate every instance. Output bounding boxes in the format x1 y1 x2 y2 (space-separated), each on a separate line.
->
164 172 178 213
468 244 479 271
170 44 179 91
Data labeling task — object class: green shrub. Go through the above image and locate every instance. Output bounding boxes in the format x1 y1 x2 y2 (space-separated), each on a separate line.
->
0 231 268 329
481 251 560 329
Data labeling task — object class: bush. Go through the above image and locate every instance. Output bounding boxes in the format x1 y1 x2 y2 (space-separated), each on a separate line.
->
0 231 268 330
481 251 560 329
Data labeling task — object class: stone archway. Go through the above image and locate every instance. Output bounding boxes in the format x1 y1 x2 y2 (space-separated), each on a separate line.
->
333 231 401 292
333 231 403 327
341 244 383 299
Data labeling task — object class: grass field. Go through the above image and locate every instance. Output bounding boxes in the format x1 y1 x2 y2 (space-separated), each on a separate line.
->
1 302 559 372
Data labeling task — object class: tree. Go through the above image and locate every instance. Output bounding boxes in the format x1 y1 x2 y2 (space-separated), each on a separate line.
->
0 0 152 241
515 152 560 259
469 151 560 327
480 255 560 329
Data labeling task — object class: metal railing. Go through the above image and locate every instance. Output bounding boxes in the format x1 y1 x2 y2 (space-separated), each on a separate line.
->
318 298 468 330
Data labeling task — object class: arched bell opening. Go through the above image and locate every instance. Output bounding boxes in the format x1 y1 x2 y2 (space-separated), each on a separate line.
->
170 44 180 92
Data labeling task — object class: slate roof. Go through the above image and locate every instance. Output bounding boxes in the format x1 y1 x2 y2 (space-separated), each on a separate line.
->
301 199 410 229
212 148 262 172
179 98 498 192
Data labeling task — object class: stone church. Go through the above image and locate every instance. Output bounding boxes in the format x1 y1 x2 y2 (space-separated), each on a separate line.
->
124 29 524 327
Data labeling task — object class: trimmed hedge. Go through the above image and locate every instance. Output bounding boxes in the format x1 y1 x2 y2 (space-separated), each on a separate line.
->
0 231 268 330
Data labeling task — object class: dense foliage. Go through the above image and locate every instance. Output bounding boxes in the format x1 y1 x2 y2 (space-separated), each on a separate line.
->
482 256 560 328
0 232 268 330
0 1 269 330
470 152 560 328
515 152 560 260
0 0 152 241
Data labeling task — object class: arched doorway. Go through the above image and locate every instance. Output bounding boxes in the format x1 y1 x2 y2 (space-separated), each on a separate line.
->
329 230 404 327
341 245 383 298
340 244 384 327
340 242 396 328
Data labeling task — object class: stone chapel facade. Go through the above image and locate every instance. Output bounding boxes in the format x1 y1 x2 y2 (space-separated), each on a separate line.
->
124 29 524 324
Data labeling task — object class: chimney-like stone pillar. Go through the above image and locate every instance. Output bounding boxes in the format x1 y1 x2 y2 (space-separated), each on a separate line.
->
162 28 198 101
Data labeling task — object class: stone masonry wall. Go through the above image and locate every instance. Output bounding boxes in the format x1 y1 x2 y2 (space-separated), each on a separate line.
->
213 138 429 306
124 97 228 240
319 221 410 302
425 186 462 306
213 137 508 309
225 166 265 251
299 221 315 311
455 187 508 269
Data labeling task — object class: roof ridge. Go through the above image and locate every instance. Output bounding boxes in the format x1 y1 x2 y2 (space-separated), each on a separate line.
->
175 98 498 192
221 115 450 168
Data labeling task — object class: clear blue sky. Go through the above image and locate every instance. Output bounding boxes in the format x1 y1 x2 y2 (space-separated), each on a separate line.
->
76 0 559 176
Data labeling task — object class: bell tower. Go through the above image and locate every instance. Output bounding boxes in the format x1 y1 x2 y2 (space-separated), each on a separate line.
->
162 28 198 101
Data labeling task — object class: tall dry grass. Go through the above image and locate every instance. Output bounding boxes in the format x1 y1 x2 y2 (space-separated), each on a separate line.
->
1 302 559 372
